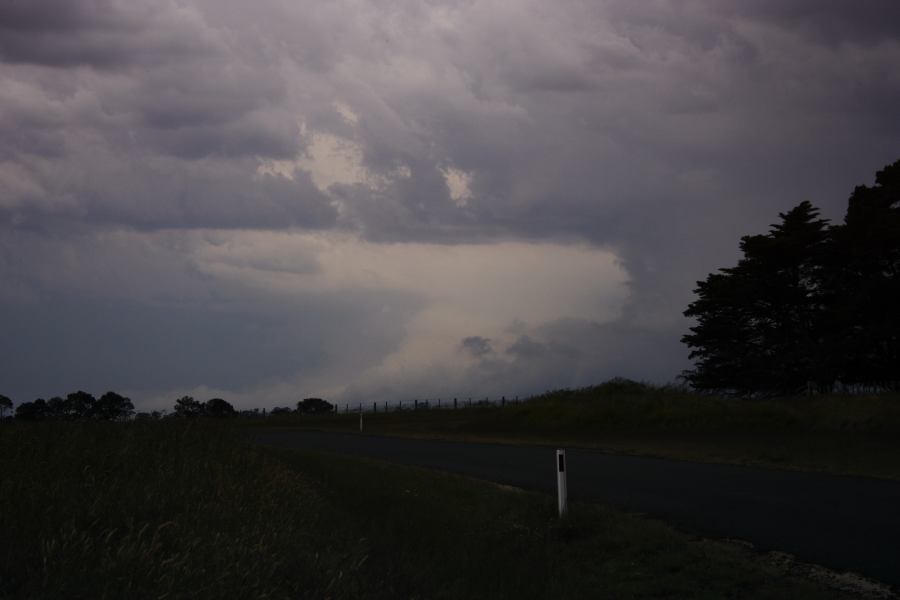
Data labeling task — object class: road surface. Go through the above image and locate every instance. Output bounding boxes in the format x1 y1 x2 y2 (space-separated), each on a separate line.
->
252 429 900 586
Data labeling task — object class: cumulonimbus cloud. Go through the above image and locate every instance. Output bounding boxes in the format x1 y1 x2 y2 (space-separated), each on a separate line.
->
1 0 898 406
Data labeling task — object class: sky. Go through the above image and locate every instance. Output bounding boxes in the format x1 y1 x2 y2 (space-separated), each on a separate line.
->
1 0 899 411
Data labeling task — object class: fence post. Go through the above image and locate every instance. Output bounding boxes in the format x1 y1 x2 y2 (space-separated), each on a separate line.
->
502 396 506 406
454 398 457 409
415 399 418 410
359 409 363 433
557 449 568 518
373 402 377 413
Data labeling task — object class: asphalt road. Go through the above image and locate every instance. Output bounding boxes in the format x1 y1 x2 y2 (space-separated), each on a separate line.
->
252 429 900 586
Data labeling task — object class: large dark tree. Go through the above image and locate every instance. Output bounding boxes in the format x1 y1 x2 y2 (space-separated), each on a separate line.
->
682 201 832 395
825 159 900 389
683 159 900 395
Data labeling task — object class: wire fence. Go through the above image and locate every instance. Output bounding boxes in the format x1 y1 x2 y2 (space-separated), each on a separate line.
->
338 395 524 414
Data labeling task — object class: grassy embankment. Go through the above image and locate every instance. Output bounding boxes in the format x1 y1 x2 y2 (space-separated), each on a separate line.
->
0 422 872 599
265 381 900 480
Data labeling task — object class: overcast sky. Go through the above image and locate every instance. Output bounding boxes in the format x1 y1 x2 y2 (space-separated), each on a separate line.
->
1 0 898 410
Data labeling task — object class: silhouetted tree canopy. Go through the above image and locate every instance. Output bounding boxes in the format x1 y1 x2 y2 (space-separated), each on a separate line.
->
15 399 48 421
296 398 333 414
13 391 135 421
173 396 204 418
825 160 900 388
683 159 900 395
65 391 96 420
204 398 237 418
94 391 135 421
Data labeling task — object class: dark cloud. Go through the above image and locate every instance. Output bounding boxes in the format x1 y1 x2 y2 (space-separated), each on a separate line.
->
722 0 900 46
505 335 546 360
1 160 337 232
460 336 493 357
0 0 218 69
0 259 421 404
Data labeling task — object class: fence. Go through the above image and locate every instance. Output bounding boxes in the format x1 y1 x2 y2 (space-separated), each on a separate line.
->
338 395 523 414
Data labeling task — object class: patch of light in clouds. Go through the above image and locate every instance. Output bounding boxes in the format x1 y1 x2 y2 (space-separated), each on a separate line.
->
189 231 630 402
441 167 473 206
195 230 628 336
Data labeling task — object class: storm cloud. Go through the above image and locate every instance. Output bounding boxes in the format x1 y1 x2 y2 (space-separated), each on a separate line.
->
1 0 898 409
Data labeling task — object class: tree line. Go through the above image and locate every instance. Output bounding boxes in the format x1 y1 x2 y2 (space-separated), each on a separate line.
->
683 159 900 396
0 392 336 422
10 391 134 421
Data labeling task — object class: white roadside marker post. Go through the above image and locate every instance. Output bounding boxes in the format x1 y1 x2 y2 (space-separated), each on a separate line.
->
556 449 568 518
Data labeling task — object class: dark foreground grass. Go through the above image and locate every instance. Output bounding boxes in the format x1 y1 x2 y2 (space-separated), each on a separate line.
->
267 447 867 600
0 422 349 598
266 384 900 479
0 422 872 599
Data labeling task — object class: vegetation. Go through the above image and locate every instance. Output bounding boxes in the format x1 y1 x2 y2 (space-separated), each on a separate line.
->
173 395 237 418
9 392 241 422
683 159 900 395
14 391 134 421
0 422 339 598
269 380 900 480
0 422 861 599
296 397 335 414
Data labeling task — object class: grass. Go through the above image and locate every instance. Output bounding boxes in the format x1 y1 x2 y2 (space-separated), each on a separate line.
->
0 421 872 598
0 422 346 598
263 382 900 479
267 448 865 600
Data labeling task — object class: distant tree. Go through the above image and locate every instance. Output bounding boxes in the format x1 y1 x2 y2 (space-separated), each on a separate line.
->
296 397 333 414
203 398 237 418
15 399 48 421
45 396 67 420
93 391 135 421
65 391 97 420
0 395 12 419
173 396 204 418
270 406 293 415
683 201 832 395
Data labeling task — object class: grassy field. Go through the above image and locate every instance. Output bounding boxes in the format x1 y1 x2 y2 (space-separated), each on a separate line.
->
0 421 876 599
265 382 900 480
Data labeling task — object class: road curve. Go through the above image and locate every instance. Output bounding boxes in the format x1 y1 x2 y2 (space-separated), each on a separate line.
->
252 429 900 587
